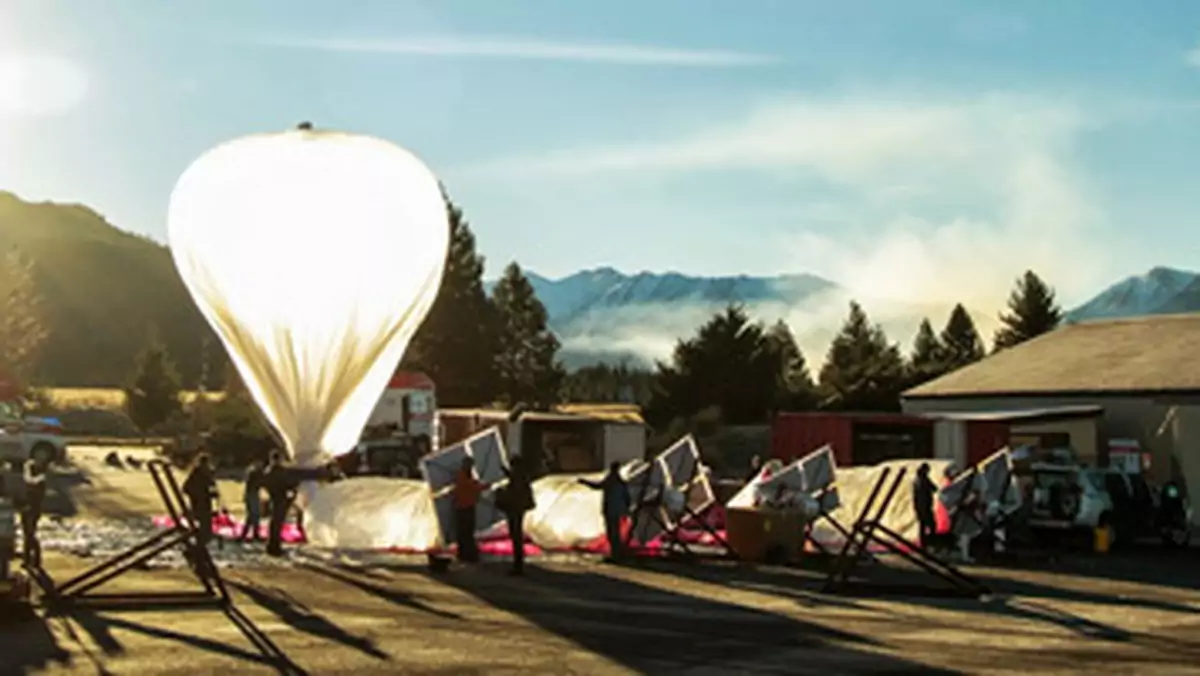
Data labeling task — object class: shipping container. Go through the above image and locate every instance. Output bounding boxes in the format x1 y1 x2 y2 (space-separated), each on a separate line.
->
772 412 936 466
773 412 1010 468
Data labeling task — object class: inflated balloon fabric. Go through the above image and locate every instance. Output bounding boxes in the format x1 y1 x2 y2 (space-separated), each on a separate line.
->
523 471 608 549
303 477 442 551
168 128 449 466
810 459 950 549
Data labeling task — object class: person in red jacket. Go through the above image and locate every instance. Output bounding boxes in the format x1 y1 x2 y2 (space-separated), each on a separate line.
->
453 457 485 563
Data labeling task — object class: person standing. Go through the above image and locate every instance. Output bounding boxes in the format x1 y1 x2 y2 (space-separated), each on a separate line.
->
20 455 48 567
452 457 484 563
239 460 265 542
746 455 763 483
912 463 937 547
182 453 218 547
499 455 536 576
580 462 631 563
263 451 297 557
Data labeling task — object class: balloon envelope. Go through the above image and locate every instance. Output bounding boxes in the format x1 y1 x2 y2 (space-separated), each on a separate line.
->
168 128 449 466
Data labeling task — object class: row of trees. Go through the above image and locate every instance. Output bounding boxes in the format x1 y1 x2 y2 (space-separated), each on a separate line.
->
644 269 1063 428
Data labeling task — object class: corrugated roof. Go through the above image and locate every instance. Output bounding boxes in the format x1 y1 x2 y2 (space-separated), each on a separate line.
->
904 314 1200 399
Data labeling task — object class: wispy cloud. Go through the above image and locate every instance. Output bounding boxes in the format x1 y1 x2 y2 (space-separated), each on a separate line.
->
0 53 88 117
1187 42 1200 69
257 35 778 67
483 92 1114 361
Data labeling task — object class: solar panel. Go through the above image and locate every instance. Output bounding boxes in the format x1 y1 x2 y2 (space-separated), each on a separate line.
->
419 427 508 496
798 445 836 493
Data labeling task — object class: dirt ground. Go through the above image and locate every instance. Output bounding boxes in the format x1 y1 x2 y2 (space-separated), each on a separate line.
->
3 447 1200 675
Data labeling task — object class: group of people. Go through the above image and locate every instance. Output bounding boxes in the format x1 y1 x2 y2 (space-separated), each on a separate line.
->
2 454 49 568
448 457 634 573
181 450 307 557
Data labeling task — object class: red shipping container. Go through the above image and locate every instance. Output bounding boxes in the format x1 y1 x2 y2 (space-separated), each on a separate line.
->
772 413 855 466
965 421 1009 466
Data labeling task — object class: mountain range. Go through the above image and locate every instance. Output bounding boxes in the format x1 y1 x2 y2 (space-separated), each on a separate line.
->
1 189 1196 383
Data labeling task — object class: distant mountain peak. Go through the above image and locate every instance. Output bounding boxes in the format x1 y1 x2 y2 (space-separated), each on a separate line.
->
1067 265 1200 323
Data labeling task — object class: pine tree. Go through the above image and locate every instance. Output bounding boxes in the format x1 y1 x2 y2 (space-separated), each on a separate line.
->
402 195 501 406
0 246 50 383
907 317 945 385
765 320 817 410
993 271 1063 351
560 362 654 406
491 262 564 409
940 303 985 370
648 305 781 426
818 301 906 411
124 330 183 436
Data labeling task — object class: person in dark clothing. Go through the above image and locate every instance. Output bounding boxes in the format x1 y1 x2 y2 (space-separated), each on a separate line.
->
912 463 937 546
580 461 631 563
239 460 265 542
182 453 218 547
263 451 297 557
453 457 484 563
498 455 536 576
20 455 48 567
747 455 763 483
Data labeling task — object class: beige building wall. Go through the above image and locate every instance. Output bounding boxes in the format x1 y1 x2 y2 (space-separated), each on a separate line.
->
1009 418 1099 465
903 395 1200 522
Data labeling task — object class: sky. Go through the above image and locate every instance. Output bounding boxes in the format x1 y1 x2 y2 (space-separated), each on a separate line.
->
3 0 1200 317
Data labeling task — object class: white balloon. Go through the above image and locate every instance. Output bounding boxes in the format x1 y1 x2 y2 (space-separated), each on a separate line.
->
168 126 449 466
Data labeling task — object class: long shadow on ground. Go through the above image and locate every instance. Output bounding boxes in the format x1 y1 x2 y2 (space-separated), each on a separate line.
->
648 555 1200 671
229 579 390 662
432 562 955 674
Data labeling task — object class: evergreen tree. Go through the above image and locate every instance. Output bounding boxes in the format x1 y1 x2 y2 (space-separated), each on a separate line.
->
402 195 500 406
993 270 1063 351
0 246 50 383
818 301 906 411
939 303 985 370
560 362 654 407
491 261 564 408
123 330 183 436
907 317 945 386
648 305 780 426
765 320 817 410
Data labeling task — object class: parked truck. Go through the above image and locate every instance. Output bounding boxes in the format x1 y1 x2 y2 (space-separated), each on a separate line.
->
340 371 437 477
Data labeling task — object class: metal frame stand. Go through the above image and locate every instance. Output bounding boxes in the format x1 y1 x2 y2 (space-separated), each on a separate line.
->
624 482 734 561
35 459 230 610
822 467 989 598
801 485 857 557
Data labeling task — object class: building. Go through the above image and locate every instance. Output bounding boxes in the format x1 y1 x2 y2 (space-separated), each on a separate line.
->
902 314 1200 515
436 404 646 475
772 408 1098 469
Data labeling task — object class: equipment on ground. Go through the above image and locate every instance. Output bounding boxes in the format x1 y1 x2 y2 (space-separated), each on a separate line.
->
624 435 729 558
824 465 989 598
33 460 229 611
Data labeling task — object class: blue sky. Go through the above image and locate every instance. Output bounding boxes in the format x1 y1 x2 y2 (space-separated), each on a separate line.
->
3 0 1200 311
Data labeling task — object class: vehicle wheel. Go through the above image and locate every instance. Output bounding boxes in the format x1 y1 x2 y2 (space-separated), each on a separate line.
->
31 443 56 465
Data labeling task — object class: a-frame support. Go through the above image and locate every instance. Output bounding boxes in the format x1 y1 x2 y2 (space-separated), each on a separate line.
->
823 466 989 598
36 459 230 611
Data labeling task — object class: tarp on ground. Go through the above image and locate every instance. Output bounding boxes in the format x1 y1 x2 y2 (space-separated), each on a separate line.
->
809 459 951 550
